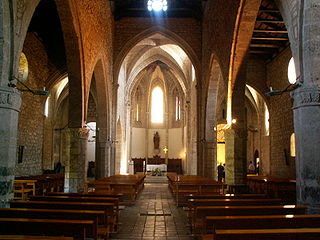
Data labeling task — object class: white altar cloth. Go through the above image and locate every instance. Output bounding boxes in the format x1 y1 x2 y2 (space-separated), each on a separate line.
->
146 164 167 172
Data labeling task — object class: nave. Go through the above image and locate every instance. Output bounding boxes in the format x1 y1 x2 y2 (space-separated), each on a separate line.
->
111 182 192 240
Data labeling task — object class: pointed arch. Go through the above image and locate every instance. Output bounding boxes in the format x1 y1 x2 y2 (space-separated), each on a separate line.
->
114 26 200 81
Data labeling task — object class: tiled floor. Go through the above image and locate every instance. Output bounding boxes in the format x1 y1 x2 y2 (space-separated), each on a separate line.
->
111 183 194 240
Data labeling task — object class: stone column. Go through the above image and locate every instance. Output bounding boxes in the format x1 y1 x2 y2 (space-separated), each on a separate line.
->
0 87 21 207
293 87 320 213
290 2 320 213
203 141 216 179
95 127 109 179
224 127 247 188
64 128 89 193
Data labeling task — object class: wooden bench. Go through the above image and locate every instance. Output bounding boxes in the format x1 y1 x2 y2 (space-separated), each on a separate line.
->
0 218 96 240
46 191 123 201
85 174 146 205
0 236 73 240
192 205 306 233
30 195 120 232
188 198 282 210
13 180 36 200
203 228 320 240
9 200 115 235
203 214 320 234
167 175 227 206
187 193 268 200
0 208 108 239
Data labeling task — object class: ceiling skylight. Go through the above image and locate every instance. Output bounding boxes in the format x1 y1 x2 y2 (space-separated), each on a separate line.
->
147 0 168 12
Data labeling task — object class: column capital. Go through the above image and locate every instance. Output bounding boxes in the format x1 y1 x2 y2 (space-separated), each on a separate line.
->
67 127 90 139
292 87 320 109
0 87 21 112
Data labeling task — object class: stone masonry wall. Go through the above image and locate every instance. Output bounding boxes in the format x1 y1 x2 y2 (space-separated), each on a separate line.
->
114 17 202 66
16 33 56 176
267 47 295 178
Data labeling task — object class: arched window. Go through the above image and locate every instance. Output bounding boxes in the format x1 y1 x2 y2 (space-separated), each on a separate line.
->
151 87 164 123
175 96 181 120
135 87 141 122
290 133 296 157
288 57 297 84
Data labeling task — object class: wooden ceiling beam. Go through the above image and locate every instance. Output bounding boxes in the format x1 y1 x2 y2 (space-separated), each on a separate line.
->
253 29 287 33
259 8 280 13
252 36 288 41
250 43 281 48
256 19 284 23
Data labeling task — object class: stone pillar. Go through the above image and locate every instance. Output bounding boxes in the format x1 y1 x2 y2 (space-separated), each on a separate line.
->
95 127 109 179
293 87 320 213
224 127 247 190
0 87 21 207
203 141 216 179
290 2 320 213
64 128 89 193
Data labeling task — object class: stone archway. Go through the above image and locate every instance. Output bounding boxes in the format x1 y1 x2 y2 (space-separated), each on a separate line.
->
203 57 224 179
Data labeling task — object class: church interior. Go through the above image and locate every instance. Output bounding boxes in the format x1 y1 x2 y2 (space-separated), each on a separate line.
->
1 0 320 239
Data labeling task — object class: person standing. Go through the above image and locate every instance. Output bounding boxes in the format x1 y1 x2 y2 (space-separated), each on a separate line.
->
217 163 224 182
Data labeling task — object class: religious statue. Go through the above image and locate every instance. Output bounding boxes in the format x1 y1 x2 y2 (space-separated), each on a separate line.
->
153 131 160 150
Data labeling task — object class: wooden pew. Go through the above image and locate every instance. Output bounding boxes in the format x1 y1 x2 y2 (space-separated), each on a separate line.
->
46 191 123 201
0 208 107 239
192 205 306 233
203 228 320 240
30 195 120 232
0 236 73 240
188 198 282 209
9 200 114 235
167 175 227 206
203 214 320 234
85 174 146 205
188 193 268 200
0 218 96 240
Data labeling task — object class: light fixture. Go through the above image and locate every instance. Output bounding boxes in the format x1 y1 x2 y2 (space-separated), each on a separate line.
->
265 83 300 97
9 76 49 96
232 119 237 124
147 0 168 12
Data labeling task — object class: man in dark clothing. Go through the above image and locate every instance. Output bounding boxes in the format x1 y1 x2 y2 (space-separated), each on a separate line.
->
217 163 224 182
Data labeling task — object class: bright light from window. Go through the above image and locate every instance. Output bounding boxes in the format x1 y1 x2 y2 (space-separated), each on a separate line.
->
151 87 164 123
136 104 139 121
288 57 297 84
175 96 180 121
265 103 269 136
44 97 49 117
290 133 296 157
148 0 168 12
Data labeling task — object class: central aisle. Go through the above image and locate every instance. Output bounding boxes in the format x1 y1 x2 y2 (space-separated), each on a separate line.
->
111 183 193 240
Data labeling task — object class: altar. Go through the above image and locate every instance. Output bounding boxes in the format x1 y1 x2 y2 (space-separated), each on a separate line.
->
146 164 167 172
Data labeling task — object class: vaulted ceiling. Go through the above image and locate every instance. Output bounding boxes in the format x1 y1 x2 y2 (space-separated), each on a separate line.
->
249 0 289 60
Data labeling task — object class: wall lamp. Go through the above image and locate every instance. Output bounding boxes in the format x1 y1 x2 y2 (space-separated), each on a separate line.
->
265 83 300 97
9 76 49 96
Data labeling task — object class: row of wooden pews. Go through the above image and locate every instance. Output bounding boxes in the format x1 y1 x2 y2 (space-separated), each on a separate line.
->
180 188 320 240
85 174 146 205
167 175 227 206
247 175 296 204
14 174 65 200
0 174 146 239
0 190 123 239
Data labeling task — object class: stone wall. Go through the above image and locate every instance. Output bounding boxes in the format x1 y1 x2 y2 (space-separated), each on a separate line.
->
16 33 56 176
114 17 201 66
267 47 295 178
